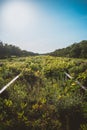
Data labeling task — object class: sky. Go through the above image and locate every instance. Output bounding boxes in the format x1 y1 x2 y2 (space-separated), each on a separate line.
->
0 0 87 53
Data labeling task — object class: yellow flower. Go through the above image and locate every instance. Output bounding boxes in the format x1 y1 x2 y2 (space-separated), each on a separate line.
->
41 98 46 104
32 104 39 110
58 95 62 100
71 82 76 86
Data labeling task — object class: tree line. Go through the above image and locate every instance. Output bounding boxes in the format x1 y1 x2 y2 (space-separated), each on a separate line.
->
0 41 38 58
0 40 87 59
49 40 87 58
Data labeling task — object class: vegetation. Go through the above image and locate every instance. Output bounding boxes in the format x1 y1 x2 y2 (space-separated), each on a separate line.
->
0 41 38 58
0 56 87 130
1 40 87 59
49 40 87 58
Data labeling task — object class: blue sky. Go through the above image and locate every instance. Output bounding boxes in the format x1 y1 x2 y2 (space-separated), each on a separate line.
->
0 0 87 53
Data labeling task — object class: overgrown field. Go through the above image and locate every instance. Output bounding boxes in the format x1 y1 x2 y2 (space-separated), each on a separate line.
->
0 56 87 130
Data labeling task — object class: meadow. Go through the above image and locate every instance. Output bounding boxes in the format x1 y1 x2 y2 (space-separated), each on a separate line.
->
0 56 87 130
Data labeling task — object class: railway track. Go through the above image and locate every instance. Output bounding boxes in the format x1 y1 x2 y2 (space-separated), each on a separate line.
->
0 71 87 94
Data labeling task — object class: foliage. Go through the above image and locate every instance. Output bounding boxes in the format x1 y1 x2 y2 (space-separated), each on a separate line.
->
0 41 38 58
49 40 87 58
0 56 87 130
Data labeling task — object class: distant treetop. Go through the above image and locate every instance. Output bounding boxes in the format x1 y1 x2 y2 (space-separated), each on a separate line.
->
49 40 87 58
